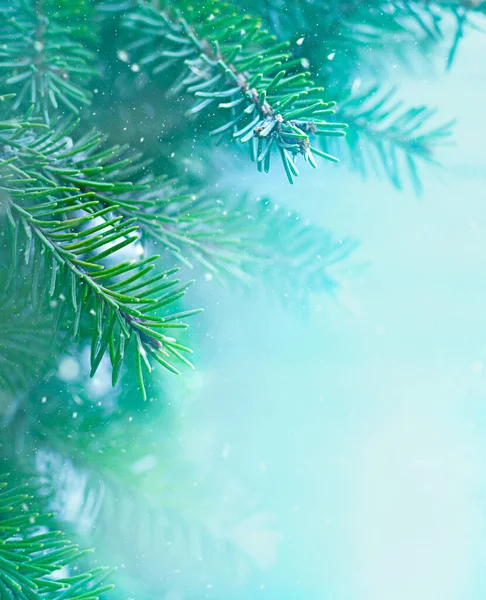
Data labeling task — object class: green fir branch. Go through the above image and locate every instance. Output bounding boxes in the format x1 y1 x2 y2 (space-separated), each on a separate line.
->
41 460 269 596
122 0 347 183
16 116 356 292
11 124 254 277
0 0 98 123
117 187 357 301
333 0 486 69
0 473 114 599
0 111 201 398
18 407 278 599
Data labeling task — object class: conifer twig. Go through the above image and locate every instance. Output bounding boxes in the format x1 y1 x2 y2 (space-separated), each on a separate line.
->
123 0 348 183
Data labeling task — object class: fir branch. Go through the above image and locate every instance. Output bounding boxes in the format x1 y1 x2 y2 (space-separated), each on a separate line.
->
334 85 454 194
377 0 486 69
129 187 255 277
0 113 201 397
0 0 98 123
113 186 357 301
43 461 270 595
333 0 486 69
243 196 358 306
15 117 356 292
122 0 348 183
165 193 357 301
9 123 254 277
21 413 279 598
249 0 486 70
0 473 114 599
0 267 60 395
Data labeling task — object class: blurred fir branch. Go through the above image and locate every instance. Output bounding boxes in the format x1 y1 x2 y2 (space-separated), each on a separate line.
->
0 266 60 396
36 454 276 598
335 0 486 70
122 185 357 301
245 0 486 72
232 196 358 306
5 386 279 600
122 0 348 183
334 85 455 194
0 473 114 599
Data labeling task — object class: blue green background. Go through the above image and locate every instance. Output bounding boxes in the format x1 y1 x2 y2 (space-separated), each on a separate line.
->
189 28 486 599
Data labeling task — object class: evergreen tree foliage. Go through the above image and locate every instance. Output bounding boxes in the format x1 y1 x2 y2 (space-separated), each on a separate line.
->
122 0 348 182
0 0 97 121
245 0 474 191
0 474 114 599
0 0 482 597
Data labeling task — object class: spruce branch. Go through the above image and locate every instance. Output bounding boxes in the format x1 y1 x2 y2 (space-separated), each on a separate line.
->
169 193 357 300
16 125 255 277
117 187 357 301
0 268 60 395
0 0 97 123
0 112 201 398
1 98 353 303
13 114 356 291
19 411 279 598
335 85 454 194
37 457 272 595
249 0 486 70
374 0 486 69
243 196 358 305
0 473 114 599
122 0 348 183
333 0 486 69
128 186 255 277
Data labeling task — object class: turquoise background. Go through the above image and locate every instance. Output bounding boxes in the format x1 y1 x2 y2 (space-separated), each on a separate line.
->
191 28 486 599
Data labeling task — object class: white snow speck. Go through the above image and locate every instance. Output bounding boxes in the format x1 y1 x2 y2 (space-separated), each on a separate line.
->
117 49 129 63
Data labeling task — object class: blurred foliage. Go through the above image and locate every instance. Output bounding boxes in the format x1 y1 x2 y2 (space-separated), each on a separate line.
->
333 85 455 194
